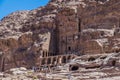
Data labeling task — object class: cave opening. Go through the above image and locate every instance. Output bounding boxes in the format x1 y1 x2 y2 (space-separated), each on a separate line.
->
88 57 95 61
112 60 116 66
70 65 79 71
68 46 71 51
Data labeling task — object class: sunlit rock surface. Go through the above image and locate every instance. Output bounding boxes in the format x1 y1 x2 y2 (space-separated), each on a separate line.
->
0 0 120 79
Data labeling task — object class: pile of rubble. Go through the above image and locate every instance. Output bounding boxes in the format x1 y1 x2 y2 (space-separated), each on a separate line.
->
0 67 46 80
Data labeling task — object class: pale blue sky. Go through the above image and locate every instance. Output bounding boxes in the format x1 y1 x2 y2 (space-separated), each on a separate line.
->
0 0 49 20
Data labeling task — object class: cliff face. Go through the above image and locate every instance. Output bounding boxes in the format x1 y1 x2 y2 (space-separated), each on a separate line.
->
0 0 120 71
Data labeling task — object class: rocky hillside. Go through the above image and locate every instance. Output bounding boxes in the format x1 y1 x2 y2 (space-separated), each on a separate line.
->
0 0 119 54
0 0 120 71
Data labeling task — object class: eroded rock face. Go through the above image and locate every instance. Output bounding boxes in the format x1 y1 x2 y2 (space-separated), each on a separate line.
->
69 53 120 70
0 0 120 71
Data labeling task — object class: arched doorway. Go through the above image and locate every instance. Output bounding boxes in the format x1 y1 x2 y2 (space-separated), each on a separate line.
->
52 57 56 65
62 56 66 63
67 55 71 62
47 58 51 64
41 58 46 65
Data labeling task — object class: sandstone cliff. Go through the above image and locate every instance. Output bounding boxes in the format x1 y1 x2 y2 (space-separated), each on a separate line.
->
0 0 120 71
